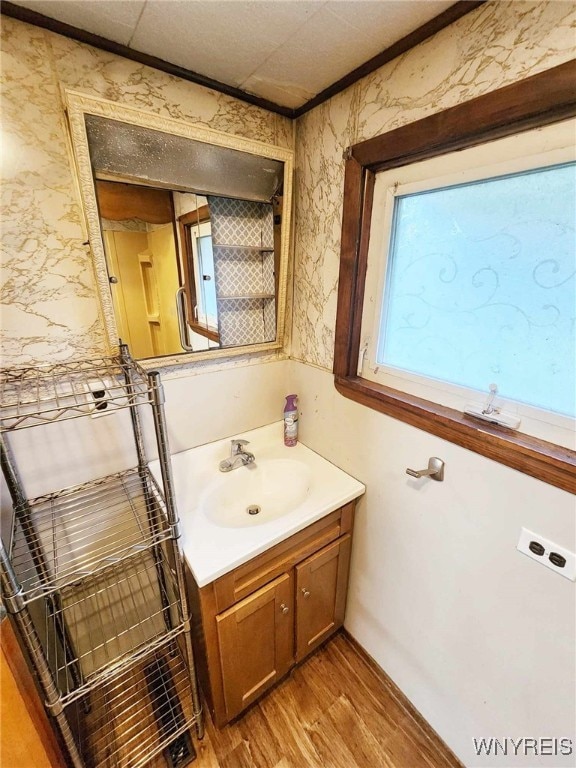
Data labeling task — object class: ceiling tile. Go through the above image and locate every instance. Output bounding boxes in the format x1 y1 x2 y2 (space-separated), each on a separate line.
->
328 0 454 49
247 6 365 97
13 0 145 46
130 1 324 87
240 74 314 110
246 1 453 102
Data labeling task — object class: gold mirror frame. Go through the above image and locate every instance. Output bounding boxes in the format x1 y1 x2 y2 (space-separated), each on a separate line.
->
65 90 293 367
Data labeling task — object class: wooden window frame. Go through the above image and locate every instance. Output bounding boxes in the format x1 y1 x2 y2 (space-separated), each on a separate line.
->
334 60 576 494
177 205 220 343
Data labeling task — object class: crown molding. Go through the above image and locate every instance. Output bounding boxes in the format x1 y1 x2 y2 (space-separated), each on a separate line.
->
293 1 486 118
2 1 485 119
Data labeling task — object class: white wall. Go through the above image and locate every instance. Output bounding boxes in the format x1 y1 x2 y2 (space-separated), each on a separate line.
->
142 359 290 458
290 361 575 767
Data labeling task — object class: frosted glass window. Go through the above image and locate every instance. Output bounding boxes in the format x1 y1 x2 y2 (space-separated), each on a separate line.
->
197 234 217 323
190 222 217 327
377 162 576 417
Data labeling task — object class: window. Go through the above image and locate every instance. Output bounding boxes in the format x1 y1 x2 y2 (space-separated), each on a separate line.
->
189 221 217 328
178 205 220 348
334 60 576 493
360 124 575 447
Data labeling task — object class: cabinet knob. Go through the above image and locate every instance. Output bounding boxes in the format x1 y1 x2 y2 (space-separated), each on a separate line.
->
301 588 311 598
280 603 289 614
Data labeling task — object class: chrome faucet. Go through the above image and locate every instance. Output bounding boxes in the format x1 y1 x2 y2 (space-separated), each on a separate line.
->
219 439 255 472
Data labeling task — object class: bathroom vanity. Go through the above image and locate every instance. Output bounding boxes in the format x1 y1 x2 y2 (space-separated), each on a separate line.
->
152 423 365 727
188 500 355 725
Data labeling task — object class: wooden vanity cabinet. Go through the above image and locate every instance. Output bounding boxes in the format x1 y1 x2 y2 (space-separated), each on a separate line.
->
216 572 294 720
186 501 355 727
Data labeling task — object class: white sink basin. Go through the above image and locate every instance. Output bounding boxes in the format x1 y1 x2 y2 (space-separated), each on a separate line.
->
150 422 365 586
201 459 312 528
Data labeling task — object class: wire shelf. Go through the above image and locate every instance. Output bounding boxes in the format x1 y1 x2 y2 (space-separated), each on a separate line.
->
0 350 204 763
10 467 173 604
45 548 184 705
0 355 152 431
72 640 197 768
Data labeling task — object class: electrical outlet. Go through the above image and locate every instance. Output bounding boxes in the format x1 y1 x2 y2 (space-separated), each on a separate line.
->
85 381 112 418
517 528 576 581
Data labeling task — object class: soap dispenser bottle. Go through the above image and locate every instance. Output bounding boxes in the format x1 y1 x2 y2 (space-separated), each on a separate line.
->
283 394 298 447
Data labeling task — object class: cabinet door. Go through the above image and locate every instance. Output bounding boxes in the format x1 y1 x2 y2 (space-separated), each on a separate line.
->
295 534 352 662
216 571 294 720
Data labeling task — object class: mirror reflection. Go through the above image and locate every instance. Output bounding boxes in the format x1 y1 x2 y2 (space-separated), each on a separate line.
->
75 107 291 362
95 176 282 357
96 181 220 357
177 199 218 349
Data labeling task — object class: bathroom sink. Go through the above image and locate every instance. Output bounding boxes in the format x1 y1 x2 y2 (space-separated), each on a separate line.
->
201 458 312 527
150 422 365 585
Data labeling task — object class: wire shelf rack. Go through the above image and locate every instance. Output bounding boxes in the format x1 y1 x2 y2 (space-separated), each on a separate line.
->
0 348 204 764
45 548 183 706
72 640 196 768
0 355 152 431
10 468 172 604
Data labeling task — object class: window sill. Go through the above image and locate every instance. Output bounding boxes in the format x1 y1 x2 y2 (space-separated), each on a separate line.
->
335 375 576 495
189 321 220 344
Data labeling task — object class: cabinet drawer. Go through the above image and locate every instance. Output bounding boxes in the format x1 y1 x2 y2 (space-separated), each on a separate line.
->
213 502 354 612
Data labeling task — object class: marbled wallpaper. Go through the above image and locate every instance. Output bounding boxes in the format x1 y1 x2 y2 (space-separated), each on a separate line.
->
0 16 293 366
2 2 574 370
291 0 576 370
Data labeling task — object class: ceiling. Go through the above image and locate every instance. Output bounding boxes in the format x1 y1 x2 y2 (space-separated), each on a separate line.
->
10 0 456 110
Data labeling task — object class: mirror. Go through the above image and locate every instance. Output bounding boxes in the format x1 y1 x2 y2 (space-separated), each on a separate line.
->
66 91 293 364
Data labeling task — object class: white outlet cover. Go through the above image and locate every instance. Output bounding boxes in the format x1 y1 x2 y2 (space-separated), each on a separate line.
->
517 527 576 581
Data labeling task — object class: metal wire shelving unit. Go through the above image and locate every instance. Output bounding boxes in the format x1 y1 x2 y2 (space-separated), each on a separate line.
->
0 345 203 768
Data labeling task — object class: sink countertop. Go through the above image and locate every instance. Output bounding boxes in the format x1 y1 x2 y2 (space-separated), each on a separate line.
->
150 422 365 587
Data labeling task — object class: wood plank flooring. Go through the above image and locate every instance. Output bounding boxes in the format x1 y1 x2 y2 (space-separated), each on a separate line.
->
191 632 463 768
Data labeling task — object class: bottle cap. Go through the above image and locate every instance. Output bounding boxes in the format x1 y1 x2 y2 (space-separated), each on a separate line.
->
285 394 298 411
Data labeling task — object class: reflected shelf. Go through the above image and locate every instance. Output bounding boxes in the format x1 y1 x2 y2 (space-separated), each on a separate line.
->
211 243 274 252
217 293 275 300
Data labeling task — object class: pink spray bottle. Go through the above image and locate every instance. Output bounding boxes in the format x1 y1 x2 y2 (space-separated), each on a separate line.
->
283 394 298 447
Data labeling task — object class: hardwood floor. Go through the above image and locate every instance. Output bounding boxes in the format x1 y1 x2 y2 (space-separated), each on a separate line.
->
191 632 463 768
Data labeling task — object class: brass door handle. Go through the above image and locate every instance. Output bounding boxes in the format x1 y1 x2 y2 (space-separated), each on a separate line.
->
301 588 310 598
280 603 289 614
